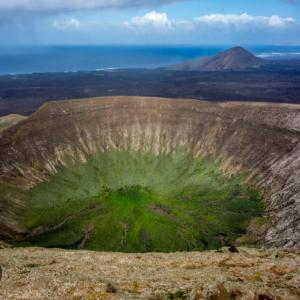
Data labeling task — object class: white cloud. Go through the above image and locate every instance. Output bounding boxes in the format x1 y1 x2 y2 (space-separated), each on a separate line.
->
123 12 296 33
268 15 295 27
125 11 173 30
53 18 81 30
0 0 185 12
194 13 295 28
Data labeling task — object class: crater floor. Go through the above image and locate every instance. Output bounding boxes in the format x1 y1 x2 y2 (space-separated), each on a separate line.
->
16 150 263 252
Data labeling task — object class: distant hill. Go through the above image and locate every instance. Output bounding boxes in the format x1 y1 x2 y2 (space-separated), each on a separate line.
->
169 46 266 71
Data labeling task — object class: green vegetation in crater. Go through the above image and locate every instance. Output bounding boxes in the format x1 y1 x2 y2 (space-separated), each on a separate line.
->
14 149 264 252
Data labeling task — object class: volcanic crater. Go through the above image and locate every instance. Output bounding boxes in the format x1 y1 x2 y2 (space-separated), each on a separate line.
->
0 96 300 251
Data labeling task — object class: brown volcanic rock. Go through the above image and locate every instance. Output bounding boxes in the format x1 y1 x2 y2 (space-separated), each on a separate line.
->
0 96 300 248
0 247 299 299
170 46 265 71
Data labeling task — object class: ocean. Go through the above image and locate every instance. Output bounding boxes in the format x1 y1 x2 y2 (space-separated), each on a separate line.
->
0 45 300 75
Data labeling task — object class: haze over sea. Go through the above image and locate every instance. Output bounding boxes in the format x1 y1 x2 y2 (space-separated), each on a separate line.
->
1 45 300 75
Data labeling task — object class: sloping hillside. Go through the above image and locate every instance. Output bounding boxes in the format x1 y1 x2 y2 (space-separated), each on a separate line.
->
0 114 27 133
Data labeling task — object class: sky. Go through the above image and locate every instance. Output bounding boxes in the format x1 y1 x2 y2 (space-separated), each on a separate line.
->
0 0 300 45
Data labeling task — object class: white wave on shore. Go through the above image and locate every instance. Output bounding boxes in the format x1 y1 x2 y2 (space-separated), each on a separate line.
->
257 52 300 58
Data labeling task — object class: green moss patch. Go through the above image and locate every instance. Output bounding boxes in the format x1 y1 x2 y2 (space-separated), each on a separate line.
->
15 149 264 252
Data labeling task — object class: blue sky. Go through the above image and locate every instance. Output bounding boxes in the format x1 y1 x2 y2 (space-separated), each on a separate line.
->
1 0 299 45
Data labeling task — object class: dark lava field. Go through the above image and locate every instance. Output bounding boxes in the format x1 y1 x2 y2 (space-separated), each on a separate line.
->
1 64 300 116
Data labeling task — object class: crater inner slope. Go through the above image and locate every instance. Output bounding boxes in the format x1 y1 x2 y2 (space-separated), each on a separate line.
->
0 96 300 248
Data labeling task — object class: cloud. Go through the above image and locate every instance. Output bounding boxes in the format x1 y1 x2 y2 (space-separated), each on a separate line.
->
123 12 296 33
53 18 81 30
124 11 173 30
194 13 296 28
0 0 186 12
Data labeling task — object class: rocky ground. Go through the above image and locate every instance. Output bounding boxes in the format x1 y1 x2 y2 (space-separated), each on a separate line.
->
0 247 299 299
